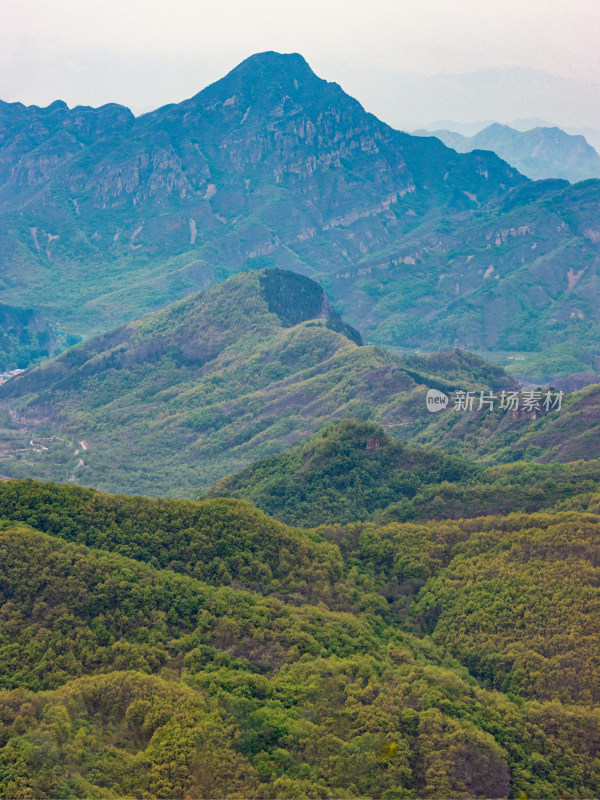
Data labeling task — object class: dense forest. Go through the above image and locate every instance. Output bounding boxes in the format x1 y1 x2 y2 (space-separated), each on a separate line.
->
0 473 599 798
0 304 68 372
207 419 600 525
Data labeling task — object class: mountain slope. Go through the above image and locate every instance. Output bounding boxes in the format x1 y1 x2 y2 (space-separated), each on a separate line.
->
418 123 600 182
3 267 596 498
0 480 354 607
207 419 481 525
411 511 600 705
338 178 600 353
206 418 600 525
2 52 600 362
415 381 600 463
0 52 524 336
0 303 68 371
0 268 517 496
1 481 599 797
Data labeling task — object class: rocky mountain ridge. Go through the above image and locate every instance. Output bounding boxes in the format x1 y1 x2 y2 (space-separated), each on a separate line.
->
0 52 523 331
0 51 598 366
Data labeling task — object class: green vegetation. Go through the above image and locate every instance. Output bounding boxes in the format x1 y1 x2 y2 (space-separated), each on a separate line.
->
0 304 71 372
0 477 599 797
0 270 520 497
207 418 600 525
1 51 599 798
412 512 600 705
0 480 379 611
208 419 481 525
324 511 600 707
3 267 596 506
415 382 600 464
500 340 599 385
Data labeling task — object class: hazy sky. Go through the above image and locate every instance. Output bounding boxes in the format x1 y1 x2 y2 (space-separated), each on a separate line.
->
2 0 599 128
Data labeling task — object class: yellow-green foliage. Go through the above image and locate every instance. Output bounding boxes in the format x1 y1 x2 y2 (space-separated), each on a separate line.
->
412 512 600 705
208 419 600 525
0 480 384 611
0 478 599 798
0 672 257 799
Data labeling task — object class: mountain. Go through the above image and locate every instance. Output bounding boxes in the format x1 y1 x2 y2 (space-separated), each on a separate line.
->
507 120 600 156
0 268 517 497
421 119 500 136
417 123 600 183
0 52 524 334
351 178 600 356
497 340 600 390
566 125 600 155
0 302 70 371
1 52 599 366
207 419 481 525
206 418 600 526
421 118 600 154
4 267 598 499
0 477 599 797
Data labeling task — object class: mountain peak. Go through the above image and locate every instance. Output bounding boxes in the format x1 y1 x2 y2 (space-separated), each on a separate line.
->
183 50 341 114
218 50 323 92
231 50 314 78
257 268 363 345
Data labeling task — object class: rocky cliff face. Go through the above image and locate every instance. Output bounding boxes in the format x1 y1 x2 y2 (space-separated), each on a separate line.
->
0 99 134 190
0 53 524 322
0 54 521 222
258 267 362 344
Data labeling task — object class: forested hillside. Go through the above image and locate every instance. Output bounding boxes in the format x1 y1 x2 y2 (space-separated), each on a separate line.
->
0 303 67 371
415 381 600 463
6 266 597 502
207 418 600 525
0 478 599 797
1 44 599 800
0 269 519 497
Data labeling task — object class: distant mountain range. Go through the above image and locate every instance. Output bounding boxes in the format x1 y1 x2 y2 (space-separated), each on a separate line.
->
422 118 600 154
415 123 600 183
1 51 599 367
